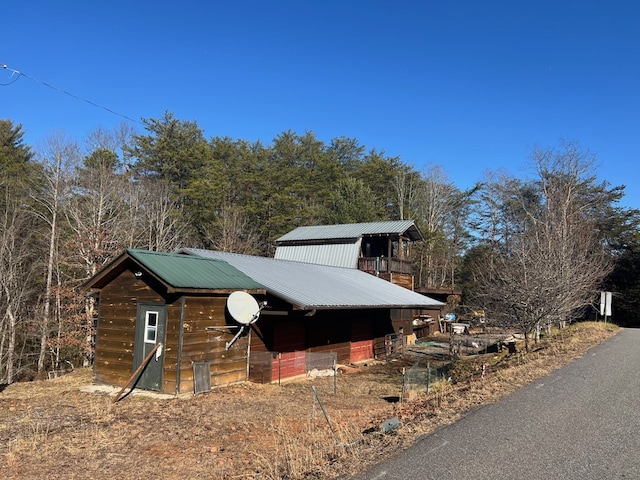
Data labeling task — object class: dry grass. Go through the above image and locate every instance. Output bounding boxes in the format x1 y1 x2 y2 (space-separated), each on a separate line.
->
0 321 618 480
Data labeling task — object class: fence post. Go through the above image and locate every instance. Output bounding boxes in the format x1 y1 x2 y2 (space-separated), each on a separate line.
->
278 352 281 386
312 386 338 444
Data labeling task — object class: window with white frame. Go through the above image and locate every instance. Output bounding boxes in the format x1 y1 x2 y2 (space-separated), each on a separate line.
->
145 311 159 344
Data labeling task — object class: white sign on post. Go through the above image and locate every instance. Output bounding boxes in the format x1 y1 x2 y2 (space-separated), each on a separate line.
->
600 292 612 319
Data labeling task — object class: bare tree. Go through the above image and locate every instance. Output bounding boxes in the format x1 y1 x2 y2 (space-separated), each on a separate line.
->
475 214 609 349
0 201 38 382
64 146 126 278
412 165 476 288
32 133 79 373
87 123 137 172
61 143 128 367
392 164 420 221
473 143 613 349
531 141 612 332
137 178 188 252
203 201 261 254
0 120 40 382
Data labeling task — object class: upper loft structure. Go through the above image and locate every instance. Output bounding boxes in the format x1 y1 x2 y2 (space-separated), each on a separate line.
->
274 220 423 290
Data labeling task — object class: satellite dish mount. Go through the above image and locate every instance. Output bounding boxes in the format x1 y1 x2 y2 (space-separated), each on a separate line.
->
225 291 266 350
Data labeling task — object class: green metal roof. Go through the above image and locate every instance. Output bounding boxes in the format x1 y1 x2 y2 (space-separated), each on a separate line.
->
127 249 264 291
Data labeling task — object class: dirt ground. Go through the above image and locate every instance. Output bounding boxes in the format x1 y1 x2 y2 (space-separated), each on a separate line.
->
0 322 618 480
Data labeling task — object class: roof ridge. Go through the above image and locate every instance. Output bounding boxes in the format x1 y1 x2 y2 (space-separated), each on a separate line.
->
292 219 415 228
129 248 228 263
184 248 358 271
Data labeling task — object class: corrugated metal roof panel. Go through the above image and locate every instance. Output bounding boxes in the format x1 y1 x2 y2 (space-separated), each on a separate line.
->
275 220 423 243
179 248 443 310
127 249 264 290
273 240 361 268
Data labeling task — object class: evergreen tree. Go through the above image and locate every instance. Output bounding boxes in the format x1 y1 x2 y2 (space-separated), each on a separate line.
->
130 112 209 207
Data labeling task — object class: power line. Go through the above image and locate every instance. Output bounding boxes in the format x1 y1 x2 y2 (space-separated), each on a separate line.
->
1 64 142 125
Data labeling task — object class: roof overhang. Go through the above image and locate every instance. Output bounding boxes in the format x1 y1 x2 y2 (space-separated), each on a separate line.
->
83 250 266 295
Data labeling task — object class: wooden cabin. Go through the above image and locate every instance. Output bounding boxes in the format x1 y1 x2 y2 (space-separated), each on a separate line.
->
84 249 266 394
86 248 444 392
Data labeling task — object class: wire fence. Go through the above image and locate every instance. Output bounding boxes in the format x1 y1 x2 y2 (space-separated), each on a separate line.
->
249 350 338 390
382 333 404 358
402 359 449 398
306 352 337 375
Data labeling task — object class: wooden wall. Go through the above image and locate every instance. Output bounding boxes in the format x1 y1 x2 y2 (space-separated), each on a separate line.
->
247 308 395 383
94 268 252 395
378 272 414 291
94 269 166 389
179 295 249 392
306 312 352 364
351 317 374 363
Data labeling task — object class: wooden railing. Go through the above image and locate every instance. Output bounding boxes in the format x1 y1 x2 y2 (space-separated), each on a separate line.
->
358 257 413 275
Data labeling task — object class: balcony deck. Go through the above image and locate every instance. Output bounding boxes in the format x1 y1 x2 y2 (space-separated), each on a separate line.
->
358 257 413 275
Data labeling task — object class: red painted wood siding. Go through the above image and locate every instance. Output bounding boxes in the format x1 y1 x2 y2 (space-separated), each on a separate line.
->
350 340 374 363
271 350 306 380
351 317 374 363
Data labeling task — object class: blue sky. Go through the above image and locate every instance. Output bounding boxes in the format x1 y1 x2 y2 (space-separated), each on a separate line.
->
3 1 639 207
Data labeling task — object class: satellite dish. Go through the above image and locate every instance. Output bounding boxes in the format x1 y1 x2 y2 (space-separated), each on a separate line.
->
225 292 267 350
227 291 261 325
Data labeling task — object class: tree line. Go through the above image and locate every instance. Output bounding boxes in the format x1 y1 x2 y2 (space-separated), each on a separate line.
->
1 113 639 382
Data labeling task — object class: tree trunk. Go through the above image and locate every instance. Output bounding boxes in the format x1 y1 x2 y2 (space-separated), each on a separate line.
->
4 293 16 384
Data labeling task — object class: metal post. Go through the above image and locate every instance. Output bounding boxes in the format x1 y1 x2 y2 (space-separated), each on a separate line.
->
175 296 185 396
312 386 338 444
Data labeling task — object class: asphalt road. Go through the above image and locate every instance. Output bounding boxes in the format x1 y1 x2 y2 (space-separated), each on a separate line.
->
353 328 640 480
